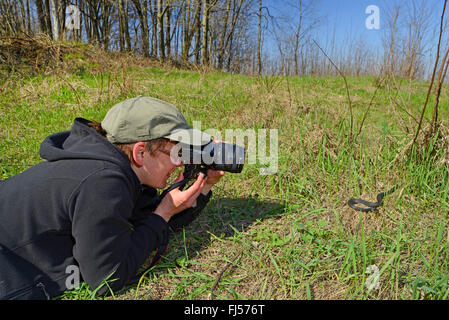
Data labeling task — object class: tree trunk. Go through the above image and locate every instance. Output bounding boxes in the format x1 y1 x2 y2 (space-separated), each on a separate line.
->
256 0 262 75
35 0 47 34
165 5 171 58
49 0 58 40
294 0 303 76
118 0 126 51
124 0 131 51
44 0 53 39
142 0 150 56
132 0 150 57
223 0 243 71
151 0 158 56
181 0 191 61
194 0 202 64
182 0 201 62
26 0 32 34
82 0 94 44
217 0 231 69
157 0 165 59
201 0 209 65
100 1 112 50
55 0 66 41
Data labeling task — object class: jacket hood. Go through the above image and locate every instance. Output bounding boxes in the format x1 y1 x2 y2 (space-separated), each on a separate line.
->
40 118 134 172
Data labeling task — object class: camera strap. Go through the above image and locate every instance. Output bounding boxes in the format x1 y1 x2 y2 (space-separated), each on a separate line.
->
159 166 209 200
158 176 194 200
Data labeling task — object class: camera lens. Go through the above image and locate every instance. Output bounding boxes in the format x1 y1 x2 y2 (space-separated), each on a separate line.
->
180 141 245 173
211 142 245 173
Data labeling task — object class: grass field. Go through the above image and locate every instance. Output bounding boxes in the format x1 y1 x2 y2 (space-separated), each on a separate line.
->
1 48 449 300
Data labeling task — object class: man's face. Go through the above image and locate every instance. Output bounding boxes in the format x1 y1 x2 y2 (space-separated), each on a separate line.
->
138 141 184 189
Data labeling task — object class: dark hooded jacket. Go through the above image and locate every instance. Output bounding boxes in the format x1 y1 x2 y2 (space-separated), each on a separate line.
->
0 118 211 300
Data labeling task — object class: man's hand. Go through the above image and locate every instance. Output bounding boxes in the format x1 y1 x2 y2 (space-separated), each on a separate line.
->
154 172 207 222
201 169 225 195
201 139 226 195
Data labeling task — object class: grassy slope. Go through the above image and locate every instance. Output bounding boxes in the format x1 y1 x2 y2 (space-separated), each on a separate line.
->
1 52 449 300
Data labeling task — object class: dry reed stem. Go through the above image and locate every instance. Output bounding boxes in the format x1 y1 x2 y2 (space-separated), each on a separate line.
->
312 39 354 144
412 0 447 147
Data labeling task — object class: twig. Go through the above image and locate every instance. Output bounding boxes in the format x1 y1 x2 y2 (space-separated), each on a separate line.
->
431 45 449 136
209 248 244 300
412 0 447 148
312 39 353 143
356 76 385 139
202 85 223 109
56 73 82 105
385 79 420 125
285 74 293 110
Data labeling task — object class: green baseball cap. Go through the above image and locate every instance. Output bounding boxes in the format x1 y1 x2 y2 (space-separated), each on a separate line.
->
101 96 211 146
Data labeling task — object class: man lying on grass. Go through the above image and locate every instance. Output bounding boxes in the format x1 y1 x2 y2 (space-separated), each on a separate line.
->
0 96 224 300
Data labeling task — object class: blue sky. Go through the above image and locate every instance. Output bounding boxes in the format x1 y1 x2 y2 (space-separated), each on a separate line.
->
263 0 386 58
314 0 384 47
265 0 442 59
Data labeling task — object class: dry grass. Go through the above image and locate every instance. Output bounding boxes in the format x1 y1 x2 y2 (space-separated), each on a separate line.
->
2 40 449 300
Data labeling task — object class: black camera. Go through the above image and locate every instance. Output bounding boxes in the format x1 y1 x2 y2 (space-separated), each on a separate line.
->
159 141 245 199
180 141 245 179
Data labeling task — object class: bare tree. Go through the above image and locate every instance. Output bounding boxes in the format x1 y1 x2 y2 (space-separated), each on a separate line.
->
157 0 165 59
256 0 262 75
165 3 171 58
118 0 127 51
49 0 58 40
34 0 48 35
0 0 396 78
401 0 433 79
181 0 201 62
268 0 321 76
131 0 150 57
382 0 434 79
201 0 209 65
194 0 202 64
47 0 68 40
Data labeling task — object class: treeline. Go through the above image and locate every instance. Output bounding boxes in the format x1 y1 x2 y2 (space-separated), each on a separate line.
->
0 0 443 79
266 0 441 80
0 0 266 74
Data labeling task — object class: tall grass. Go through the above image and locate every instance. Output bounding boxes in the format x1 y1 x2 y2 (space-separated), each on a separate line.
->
1 57 449 300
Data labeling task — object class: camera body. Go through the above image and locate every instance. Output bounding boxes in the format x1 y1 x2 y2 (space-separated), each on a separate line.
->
180 141 245 179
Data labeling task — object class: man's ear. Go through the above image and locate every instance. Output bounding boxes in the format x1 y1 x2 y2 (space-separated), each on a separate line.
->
132 142 146 167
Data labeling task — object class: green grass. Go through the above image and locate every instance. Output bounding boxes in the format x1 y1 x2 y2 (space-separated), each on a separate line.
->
1 53 449 300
